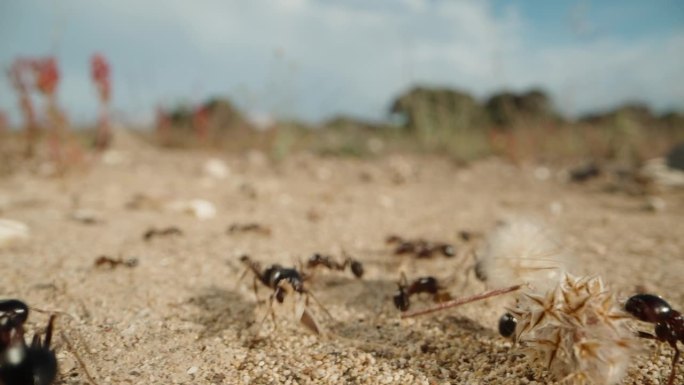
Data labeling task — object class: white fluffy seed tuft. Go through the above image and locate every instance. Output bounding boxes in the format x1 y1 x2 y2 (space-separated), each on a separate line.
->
476 218 571 290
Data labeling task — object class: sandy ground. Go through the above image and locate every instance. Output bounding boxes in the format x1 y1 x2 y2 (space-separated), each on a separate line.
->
0 131 683 385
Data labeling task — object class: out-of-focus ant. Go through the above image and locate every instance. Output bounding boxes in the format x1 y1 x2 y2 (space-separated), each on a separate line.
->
0 299 57 385
306 253 364 278
94 255 138 269
228 223 272 236
625 293 683 385
143 226 183 241
393 273 452 312
385 235 455 258
239 255 331 334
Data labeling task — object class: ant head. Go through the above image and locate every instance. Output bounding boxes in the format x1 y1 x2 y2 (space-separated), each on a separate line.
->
416 277 439 293
239 255 251 264
498 313 517 338
386 235 401 244
350 260 364 278
0 299 29 331
624 294 672 323
307 253 324 265
393 290 410 312
474 261 487 282
441 245 455 257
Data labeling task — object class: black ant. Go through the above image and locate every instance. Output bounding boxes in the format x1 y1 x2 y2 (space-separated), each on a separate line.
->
306 253 364 278
385 235 455 258
393 273 452 312
239 255 331 334
625 293 683 385
0 299 57 385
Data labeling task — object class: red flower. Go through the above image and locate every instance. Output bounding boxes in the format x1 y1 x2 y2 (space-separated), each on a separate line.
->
91 54 111 102
33 57 60 96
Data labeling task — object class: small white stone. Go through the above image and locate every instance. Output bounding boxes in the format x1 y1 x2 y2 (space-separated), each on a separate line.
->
186 366 198 375
0 219 29 248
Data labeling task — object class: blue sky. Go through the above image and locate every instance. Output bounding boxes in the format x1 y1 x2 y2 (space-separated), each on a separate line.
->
1 0 683 126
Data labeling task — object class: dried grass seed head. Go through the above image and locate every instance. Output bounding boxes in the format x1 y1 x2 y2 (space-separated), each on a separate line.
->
509 273 637 385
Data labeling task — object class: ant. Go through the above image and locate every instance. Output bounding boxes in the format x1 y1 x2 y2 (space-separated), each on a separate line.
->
0 299 57 385
94 255 139 269
227 223 272 236
625 293 683 385
385 235 455 258
393 273 452 312
305 253 364 278
143 226 183 241
239 255 331 334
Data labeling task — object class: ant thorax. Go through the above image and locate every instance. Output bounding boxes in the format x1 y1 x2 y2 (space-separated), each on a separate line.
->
269 268 304 293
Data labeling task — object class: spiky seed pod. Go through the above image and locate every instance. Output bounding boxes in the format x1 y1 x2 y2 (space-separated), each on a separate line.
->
508 274 637 385
476 218 572 290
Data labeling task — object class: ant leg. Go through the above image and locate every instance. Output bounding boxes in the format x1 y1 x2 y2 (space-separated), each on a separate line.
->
667 345 679 385
305 291 334 321
44 315 56 348
635 331 661 363
636 331 657 339
251 277 260 303
268 293 278 332
254 294 276 335
237 267 249 284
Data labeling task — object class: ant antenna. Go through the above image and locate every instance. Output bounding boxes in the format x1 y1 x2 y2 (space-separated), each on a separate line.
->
400 284 523 318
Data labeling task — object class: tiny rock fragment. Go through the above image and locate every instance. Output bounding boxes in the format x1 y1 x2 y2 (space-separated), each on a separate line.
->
203 158 230 179
0 219 30 248
70 209 102 224
167 199 216 220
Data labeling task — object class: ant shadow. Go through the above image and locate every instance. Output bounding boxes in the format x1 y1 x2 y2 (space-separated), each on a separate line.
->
186 285 256 339
309 275 397 314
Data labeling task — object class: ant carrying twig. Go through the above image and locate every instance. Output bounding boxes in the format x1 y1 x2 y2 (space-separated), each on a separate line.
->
0 299 57 385
625 294 683 385
305 252 364 278
385 235 455 258
392 273 452 312
239 255 332 334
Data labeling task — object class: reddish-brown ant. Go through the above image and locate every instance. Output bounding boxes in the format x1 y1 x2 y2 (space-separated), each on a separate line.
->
393 273 452 312
94 255 138 269
239 255 331 334
306 253 364 278
143 226 183 241
625 293 683 385
0 299 57 385
385 235 455 258
227 223 272 236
